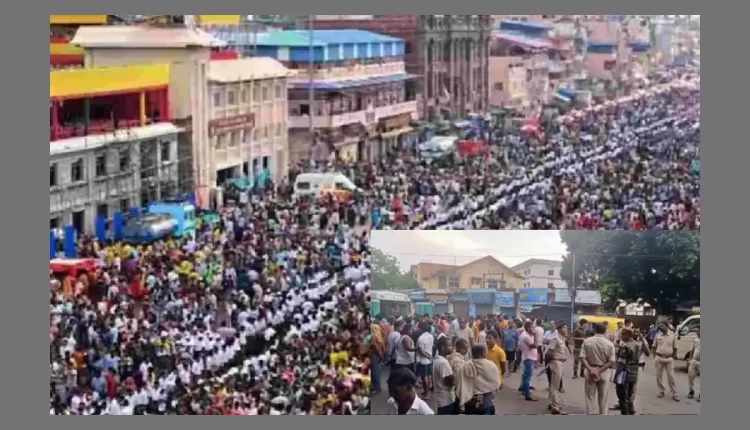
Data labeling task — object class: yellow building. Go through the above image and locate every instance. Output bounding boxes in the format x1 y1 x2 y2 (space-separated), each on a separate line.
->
415 256 525 291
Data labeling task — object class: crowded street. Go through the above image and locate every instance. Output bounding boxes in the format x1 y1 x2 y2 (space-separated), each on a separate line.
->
371 355 700 415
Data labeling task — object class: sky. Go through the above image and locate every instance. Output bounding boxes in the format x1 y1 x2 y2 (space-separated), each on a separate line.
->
370 231 568 272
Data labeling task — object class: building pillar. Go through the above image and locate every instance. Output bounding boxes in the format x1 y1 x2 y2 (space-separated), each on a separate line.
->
139 91 147 126
51 101 59 141
161 88 170 122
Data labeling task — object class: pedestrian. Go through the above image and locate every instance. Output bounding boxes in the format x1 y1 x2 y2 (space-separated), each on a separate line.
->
433 337 458 415
415 322 435 399
370 323 386 395
447 338 470 375
387 320 404 371
456 319 473 349
687 326 700 401
394 323 417 374
475 322 488 347
545 321 569 415
502 320 520 374
646 324 657 349
386 367 434 415
571 319 588 379
456 345 500 415
533 319 545 369
543 320 564 393
484 330 507 388
653 322 680 401
518 320 538 401
580 323 616 415
614 328 644 415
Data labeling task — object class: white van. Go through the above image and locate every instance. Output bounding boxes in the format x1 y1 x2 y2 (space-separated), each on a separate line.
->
293 173 358 200
675 314 700 365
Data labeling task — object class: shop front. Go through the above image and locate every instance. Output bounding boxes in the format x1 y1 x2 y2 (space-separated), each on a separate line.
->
452 292 469 319
469 290 496 317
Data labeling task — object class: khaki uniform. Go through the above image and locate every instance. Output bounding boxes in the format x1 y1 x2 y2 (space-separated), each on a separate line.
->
546 334 567 410
653 331 678 397
615 339 643 415
688 337 700 393
580 334 616 415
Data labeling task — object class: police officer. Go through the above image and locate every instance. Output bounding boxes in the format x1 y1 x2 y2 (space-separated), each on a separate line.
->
571 319 588 379
614 328 646 415
545 322 569 415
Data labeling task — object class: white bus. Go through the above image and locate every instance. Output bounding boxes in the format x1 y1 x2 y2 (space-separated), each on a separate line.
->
370 290 412 319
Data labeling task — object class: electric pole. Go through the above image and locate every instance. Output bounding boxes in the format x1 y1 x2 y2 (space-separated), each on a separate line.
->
569 251 577 328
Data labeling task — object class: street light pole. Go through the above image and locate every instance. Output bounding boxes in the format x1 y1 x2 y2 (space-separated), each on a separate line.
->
569 251 577 328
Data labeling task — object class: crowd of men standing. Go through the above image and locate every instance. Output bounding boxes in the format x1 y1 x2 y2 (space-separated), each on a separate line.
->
370 314 700 415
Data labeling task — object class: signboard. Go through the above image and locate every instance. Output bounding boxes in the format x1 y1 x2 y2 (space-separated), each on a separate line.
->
469 291 496 305
518 288 548 305
519 305 536 313
469 303 477 318
554 289 601 305
208 113 255 137
407 290 425 301
495 291 515 307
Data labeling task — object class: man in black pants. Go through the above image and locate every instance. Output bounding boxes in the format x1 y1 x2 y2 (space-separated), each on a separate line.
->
543 321 565 393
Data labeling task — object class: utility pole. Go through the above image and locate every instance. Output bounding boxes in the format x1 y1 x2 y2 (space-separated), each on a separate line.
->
569 251 577 328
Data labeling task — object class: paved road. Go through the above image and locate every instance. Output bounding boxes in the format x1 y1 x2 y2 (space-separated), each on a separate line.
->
371 356 700 415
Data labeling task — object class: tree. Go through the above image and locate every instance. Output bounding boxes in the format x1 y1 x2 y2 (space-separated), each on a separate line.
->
560 231 700 314
371 248 421 291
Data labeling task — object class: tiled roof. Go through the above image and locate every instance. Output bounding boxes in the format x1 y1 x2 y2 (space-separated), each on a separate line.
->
208 57 289 82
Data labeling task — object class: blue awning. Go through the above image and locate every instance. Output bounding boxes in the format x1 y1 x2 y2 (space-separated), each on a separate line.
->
290 73 419 91
557 88 576 100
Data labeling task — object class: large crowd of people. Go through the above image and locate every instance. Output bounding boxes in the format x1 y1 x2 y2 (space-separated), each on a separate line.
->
50 191 374 415
49 65 699 415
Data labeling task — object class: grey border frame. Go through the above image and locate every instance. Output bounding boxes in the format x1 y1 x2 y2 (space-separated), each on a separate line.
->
27 3 720 426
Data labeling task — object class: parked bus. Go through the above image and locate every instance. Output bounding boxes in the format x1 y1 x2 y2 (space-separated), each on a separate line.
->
370 291 412 319
147 199 197 238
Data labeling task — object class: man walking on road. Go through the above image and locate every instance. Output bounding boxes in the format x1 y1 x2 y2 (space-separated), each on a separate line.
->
533 319 545 369
653 322 680 402
580 323 616 415
571 319 588 379
688 327 700 401
614 328 643 415
545 322 569 415
518 321 539 402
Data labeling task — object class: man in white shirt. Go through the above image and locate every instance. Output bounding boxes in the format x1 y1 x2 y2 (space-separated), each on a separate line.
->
386 367 434 415
534 319 545 369
416 322 435 399
433 336 457 415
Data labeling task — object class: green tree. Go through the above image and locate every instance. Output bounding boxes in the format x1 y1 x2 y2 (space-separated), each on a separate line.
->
371 248 421 291
560 231 700 314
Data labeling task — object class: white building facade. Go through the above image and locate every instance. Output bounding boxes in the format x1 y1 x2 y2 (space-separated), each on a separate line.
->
512 258 568 290
50 123 181 233
206 57 290 186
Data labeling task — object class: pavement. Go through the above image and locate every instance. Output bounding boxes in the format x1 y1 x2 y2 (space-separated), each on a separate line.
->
371 356 701 415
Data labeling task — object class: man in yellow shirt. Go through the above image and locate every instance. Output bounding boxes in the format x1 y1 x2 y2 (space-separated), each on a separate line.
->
485 330 507 387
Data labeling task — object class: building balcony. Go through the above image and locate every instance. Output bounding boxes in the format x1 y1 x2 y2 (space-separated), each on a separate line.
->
289 61 407 83
289 100 417 129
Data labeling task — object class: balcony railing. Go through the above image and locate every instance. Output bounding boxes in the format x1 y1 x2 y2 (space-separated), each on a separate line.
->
51 119 149 142
289 61 406 83
289 100 417 129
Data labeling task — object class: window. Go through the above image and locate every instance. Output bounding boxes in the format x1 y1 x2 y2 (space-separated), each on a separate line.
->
296 182 311 191
160 141 171 162
50 217 60 230
262 156 269 169
262 85 269 101
119 149 131 171
276 123 283 137
471 277 482 286
334 182 350 191
548 269 555 276
253 85 260 102
213 92 223 107
50 164 58 187
487 280 499 290
274 83 282 99
299 104 310 116
438 276 447 288
96 203 109 219
95 154 107 177
119 199 129 213
241 88 249 103
227 90 236 105
448 277 460 289
71 158 84 182
263 125 269 138
547 283 554 289
678 318 700 337
494 82 504 91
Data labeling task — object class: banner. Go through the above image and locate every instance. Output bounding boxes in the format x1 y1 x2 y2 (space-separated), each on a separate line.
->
407 290 425 301
495 291 515 307
554 289 601 305
468 290 496 305
518 288 548 305
458 140 489 157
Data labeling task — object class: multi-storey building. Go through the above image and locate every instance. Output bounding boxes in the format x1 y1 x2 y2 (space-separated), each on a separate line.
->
206 58 290 186
310 15 493 120
512 258 567 290
49 64 180 232
227 29 418 163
